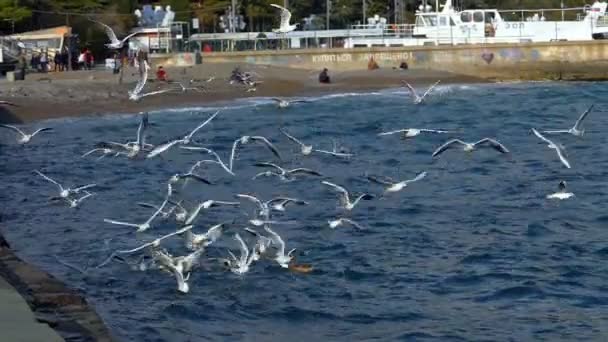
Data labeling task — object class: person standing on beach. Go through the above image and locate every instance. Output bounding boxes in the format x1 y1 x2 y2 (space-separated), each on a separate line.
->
54 52 61 72
78 51 86 70
40 51 48 73
16 53 26 80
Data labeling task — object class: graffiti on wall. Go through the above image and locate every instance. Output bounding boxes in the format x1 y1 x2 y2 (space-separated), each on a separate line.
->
310 52 413 64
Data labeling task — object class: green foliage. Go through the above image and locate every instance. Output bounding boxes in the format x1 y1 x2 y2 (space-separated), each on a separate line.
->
169 0 191 22
0 0 32 22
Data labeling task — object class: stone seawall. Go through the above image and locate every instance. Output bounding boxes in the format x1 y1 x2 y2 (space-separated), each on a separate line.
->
158 41 608 81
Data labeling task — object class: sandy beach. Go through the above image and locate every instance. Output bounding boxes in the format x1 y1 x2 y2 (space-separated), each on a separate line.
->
0 63 487 124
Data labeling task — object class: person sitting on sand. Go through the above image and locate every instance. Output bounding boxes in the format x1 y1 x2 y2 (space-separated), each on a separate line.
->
156 66 167 82
368 57 379 70
399 61 408 70
319 68 330 84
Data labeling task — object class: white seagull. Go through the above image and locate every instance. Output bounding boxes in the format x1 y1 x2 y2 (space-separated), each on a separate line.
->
150 247 205 293
321 181 374 210
227 233 256 275
181 200 240 226
402 80 441 104
252 162 322 181
546 181 574 200
432 138 510 157
543 105 594 137
328 217 365 230
378 128 450 139
180 146 235 176
104 196 169 232
266 197 308 212
272 98 309 108
35 170 96 199
0 125 52 144
92 19 140 49
270 4 298 33
184 222 225 251
280 129 352 157
103 112 150 158
244 228 273 261
129 60 175 102
264 225 295 268
531 128 571 169
367 171 427 193
230 135 282 171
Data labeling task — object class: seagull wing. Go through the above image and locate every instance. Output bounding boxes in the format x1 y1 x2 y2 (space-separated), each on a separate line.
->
543 130 570 134
401 80 418 99
432 139 467 157
120 30 141 44
31 127 53 137
280 128 306 147
72 183 97 192
0 124 26 137
342 218 364 230
91 20 119 44
229 138 241 171
288 168 323 177
405 171 427 184
136 112 149 148
271 4 292 28
131 61 148 96
264 225 286 255
146 139 183 159
314 149 354 157
554 145 571 169
185 111 220 140
532 128 554 145
377 129 409 136
421 80 441 99
140 88 177 98
419 129 450 133
0 100 17 106
573 104 594 131
34 170 63 190
203 223 224 245
236 194 265 210
253 162 285 173
251 136 282 160
474 138 510 153
234 233 249 265
103 219 140 228
367 175 395 186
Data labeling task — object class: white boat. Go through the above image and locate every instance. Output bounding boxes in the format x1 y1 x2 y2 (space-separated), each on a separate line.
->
345 0 608 47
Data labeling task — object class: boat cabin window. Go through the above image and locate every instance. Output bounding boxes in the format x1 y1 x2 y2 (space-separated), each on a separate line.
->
439 16 447 26
473 11 484 22
461 12 472 23
484 11 496 23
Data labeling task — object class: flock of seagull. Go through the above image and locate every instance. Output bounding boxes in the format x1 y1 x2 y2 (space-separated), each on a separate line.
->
0 10 596 293
1 89 594 292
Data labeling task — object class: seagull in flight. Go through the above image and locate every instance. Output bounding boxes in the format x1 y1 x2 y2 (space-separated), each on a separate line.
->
180 200 240 226
167 172 212 187
0 125 52 144
91 19 140 49
321 181 374 210
104 195 170 232
252 162 322 181
543 105 594 137
280 128 352 157
244 228 273 261
103 112 150 158
230 135 282 171
531 128 571 169
0 100 17 106
402 80 441 104
151 246 204 293
184 222 226 251
432 138 510 157
227 233 256 275
180 146 235 176
378 128 450 139
272 98 309 108
266 197 308 212
129 60 175 102
546 180 574 200
35 170 96 199
328 217 365 230
367 171 427 193
270 4 298 33
264 225 296 268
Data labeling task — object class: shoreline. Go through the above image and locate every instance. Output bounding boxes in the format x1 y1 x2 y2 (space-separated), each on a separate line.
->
0 63 488 124
0 234 116 341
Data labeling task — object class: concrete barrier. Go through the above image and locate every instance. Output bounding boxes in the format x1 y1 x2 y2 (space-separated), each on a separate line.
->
196 41 608 81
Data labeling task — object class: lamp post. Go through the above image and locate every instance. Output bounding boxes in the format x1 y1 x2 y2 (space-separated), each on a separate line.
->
362 0 366 26
326 0 331 30
435 0 439 45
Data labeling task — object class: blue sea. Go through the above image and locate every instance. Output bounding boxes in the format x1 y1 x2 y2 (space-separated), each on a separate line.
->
2 82 608 341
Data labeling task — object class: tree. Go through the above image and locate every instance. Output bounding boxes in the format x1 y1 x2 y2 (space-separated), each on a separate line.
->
170 0 191 22
0 0 32 23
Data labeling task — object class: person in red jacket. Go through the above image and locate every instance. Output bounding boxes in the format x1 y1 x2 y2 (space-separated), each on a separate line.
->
156 66 167 81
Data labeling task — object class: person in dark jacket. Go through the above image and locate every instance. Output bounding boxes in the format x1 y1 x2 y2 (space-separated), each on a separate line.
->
319 68 330 84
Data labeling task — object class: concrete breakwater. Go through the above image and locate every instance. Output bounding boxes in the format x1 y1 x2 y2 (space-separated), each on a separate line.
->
155 41 608 81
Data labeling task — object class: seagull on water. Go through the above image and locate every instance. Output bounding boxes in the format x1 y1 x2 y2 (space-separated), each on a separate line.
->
270 4 298 33
543 105 594 137
102 112 150 158
367 171 427 193
184 221 226 251
252 162 322 181
264 225 296 268
147 111 220 158
280 128 352 157
378 128 450 139
91 19 140 49
151 247 205 293
0 124 52 144
321 181 374 210
230 135 282 171
60 191 95 208
227 233 256 275
432 138 510 157
35 170 96 199
531 128 571 169
328 217 365 230
272 98 309 108
546 181 574 200
402 80 441 104
168 172 212 187
266 197 308 212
